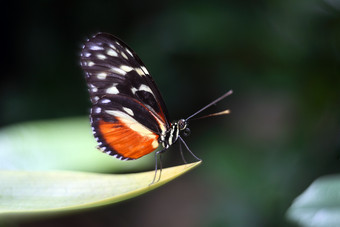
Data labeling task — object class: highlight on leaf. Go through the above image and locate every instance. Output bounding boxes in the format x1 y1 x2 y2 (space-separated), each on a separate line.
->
0 161 201 215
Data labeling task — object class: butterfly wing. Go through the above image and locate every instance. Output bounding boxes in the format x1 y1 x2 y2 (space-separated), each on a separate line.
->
80 33 170 160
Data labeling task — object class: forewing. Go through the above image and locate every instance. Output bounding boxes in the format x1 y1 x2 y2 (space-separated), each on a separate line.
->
80 33 169 125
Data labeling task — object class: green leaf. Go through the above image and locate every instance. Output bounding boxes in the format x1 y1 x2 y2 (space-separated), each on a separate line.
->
0 117 151 172
287 175 340 227
0 161 201 215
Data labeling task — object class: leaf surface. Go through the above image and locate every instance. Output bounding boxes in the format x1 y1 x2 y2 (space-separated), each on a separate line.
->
287 175 340 227
0 161 201 215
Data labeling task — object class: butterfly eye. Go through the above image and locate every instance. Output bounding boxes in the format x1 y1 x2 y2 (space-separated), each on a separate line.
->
183 128 191 137
178 119 187 130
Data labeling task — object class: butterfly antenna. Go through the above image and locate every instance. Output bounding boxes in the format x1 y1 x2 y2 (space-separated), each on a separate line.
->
191 109 231 121
186 90 233 121
179 139 188 164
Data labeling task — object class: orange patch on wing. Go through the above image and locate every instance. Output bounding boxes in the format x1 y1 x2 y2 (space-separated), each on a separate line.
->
98 119 159 159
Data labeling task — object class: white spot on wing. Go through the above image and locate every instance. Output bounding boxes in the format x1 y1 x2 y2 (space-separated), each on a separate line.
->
88 61 95 66
100 146 107 151
135 68 144 76
106 83 119 94
125 48 133 57
109 44 116 50
91 87 98 92
131 87 137 94
84 52 91 57
130 85 155 97
89 84 97 92
141 66 149 75
139 84 154 94
101 99 111 104
123 107 134 116
111 67 127 76
97 72 107 80
107 49 118 57
97 54 107 60
120 65 133 72
90 45 104 50
121 52 128 60
94 107 101 114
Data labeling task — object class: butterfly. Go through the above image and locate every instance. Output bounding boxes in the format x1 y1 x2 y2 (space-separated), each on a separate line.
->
80 32 232 183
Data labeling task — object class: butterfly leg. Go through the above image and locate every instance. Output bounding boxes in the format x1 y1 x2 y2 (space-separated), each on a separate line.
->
179 139 188 164
149 148 167 186
179 136 201 161
157 153 163 183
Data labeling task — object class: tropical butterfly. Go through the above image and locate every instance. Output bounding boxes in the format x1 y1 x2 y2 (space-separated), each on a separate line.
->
80 32 232 184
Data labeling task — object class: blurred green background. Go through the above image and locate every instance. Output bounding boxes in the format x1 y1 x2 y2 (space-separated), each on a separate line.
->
1 0 340 226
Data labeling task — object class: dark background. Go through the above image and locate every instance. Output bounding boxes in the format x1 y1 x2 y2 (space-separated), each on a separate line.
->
1 0 340 226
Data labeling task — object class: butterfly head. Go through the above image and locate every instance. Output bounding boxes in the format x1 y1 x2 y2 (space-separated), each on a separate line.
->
177 119 191 137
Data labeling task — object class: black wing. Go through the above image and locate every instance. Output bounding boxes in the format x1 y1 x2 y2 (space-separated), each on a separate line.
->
80 33 169 160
